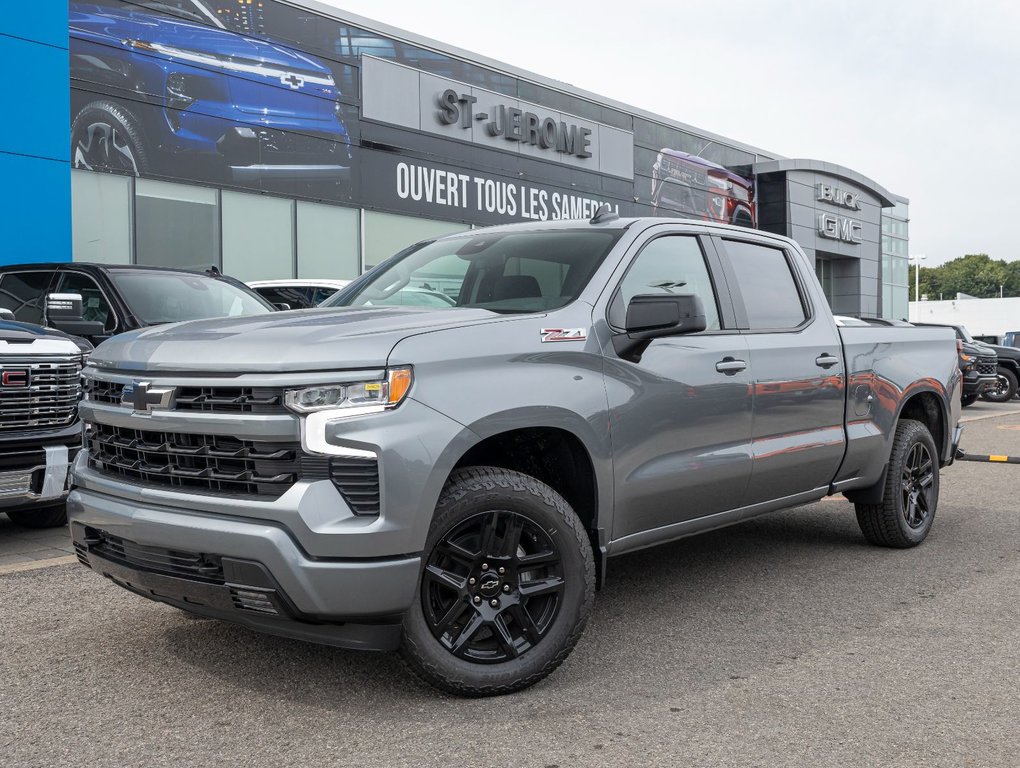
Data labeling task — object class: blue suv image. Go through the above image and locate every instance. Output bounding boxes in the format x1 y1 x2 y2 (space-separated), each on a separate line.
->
69 0 353 192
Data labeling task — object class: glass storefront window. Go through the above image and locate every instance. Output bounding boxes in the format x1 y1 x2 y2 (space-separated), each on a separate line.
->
222 191 294 282
364 211 470 269
72 170 132 264
136 179 219 270
297 201 360 280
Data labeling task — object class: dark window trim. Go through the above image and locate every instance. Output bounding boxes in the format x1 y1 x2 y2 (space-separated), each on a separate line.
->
605 230 738 334
713 235 814 334
56 268 120 333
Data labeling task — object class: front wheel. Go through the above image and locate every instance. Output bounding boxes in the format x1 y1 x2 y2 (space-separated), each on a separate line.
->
401 467 595 697
854 419 939 548
960 393 978 407
981 367 1018 403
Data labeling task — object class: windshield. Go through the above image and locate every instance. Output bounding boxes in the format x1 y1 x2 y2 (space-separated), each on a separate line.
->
110 271 273 325
324 229 623 314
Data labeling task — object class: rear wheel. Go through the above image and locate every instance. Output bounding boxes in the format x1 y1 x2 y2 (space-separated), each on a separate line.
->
981 367 1017 403
854 419 939 548
5 504 67 529
401 467 594 697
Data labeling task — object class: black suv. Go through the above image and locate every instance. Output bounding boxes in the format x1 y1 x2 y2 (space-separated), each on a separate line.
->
913 323 1000 406
0 263 275 345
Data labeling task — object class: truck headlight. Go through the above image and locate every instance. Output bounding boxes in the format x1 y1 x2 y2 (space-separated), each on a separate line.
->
284 367 413 414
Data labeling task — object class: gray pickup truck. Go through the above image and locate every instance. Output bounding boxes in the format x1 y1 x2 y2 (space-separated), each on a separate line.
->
69 215 962 696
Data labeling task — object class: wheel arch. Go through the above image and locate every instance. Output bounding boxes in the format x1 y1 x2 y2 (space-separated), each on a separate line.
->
844 388 949 506
449 414 610 587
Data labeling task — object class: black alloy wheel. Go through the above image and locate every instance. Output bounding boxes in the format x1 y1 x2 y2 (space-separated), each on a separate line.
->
981 367 1018 403
400 467 594 697
854 419 939 548
422 509 564 663
900 442 935 530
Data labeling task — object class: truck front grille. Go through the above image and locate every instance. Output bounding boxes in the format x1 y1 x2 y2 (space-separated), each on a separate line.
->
86 423 303 498
977 357 997 375
0 358 81 430
85 379 286 414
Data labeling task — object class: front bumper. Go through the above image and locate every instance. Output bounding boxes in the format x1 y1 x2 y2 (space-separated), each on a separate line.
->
67 487 421 650
963 370 997 396
0 444 76 511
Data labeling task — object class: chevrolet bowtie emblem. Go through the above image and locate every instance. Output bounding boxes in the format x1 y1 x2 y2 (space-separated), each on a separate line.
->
122 380 176 413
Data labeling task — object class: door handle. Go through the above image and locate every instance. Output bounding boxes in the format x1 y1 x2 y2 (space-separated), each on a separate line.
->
815 354 840 369
716 357 747 375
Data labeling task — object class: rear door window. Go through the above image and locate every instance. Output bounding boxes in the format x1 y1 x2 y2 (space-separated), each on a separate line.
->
721 240 807 329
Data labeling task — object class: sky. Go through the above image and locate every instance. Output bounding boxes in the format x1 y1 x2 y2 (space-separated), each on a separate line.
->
313 0 1020 267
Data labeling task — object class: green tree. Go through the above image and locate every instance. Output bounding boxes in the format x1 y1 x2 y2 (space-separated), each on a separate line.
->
911 253 1019 300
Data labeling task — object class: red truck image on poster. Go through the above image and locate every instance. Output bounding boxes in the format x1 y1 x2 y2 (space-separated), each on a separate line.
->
650 149 755 227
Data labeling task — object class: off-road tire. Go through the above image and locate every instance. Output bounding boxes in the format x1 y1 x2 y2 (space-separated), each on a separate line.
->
854 419 939 548
5 503 67 529
401 467 595 697
981 366 1018 403
960 393 978 407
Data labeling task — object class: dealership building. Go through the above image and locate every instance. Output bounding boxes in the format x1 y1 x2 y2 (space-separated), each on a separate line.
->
1 0 910 319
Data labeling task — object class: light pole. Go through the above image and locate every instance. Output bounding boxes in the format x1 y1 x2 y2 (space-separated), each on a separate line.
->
910 253 927 321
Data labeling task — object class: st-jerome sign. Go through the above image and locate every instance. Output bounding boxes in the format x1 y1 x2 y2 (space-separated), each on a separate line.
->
437 89 593 159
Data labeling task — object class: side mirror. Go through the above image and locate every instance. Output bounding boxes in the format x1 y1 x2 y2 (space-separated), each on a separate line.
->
614 293 707 362
0 308 14 321
44 293 106 339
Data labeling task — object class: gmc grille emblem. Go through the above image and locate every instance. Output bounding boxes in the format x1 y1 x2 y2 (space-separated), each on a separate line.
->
0 368 29 388
121 381 176 413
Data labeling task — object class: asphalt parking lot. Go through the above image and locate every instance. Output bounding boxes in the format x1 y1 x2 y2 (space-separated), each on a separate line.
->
2 401 1018 768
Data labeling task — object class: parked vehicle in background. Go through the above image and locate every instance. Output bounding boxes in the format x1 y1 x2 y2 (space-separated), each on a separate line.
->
0 263 274 346
69 215 960 696
248 279 350 309
1 314 91 528
914 323 1005 404
1001 330 1020 348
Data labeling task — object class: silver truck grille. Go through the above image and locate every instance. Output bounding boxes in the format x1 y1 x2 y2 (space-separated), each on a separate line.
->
0 358 82 431
86 423 304 498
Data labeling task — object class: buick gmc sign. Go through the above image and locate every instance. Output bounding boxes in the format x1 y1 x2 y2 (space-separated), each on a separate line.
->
437 89 593 159
816 182 863 244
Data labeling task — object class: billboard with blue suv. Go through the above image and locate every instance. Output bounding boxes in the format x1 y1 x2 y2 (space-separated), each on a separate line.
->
68 0 762 226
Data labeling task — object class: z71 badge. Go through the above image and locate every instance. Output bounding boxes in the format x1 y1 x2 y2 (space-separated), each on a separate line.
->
540 328 587 343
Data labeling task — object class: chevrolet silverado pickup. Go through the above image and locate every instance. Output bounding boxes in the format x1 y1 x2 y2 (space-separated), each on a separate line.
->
69 215 962 696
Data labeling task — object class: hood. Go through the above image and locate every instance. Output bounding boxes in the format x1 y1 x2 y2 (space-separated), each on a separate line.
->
983 342 1019 361
657 149 751 188
90 306 523 373
70 2 337 94
1 319 91 351
962 341 994 357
